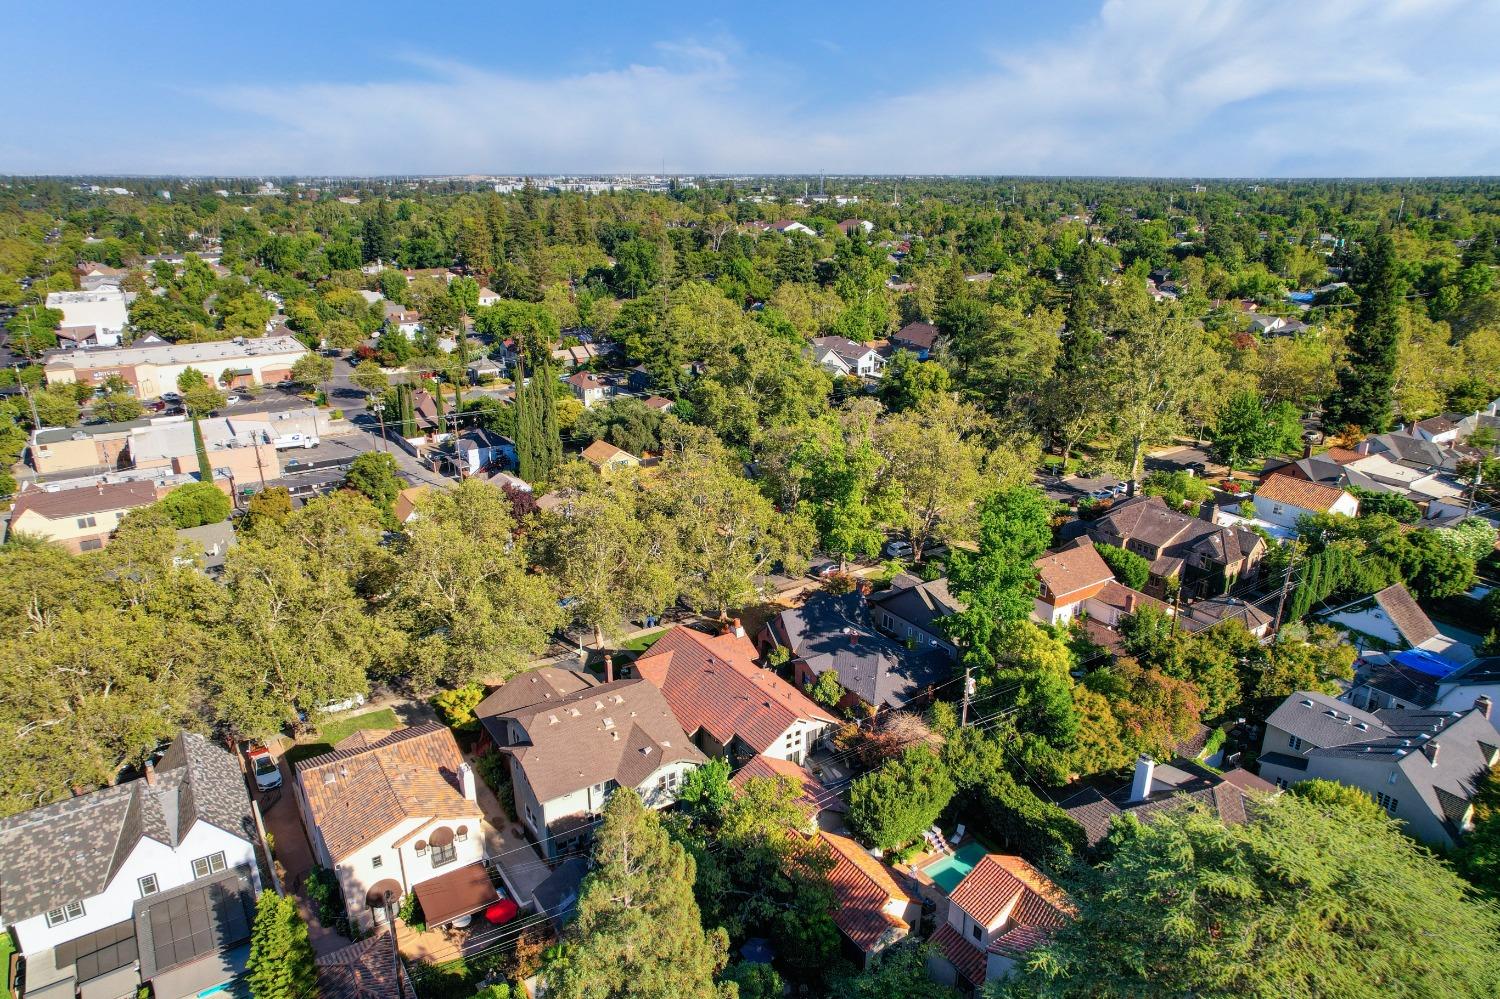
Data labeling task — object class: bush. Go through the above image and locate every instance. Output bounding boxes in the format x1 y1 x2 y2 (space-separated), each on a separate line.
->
476 749 515 820
432 684 485 734
304 866 346 928
156 481 232 529
398 890 426 933
976 770 1086 866
1095 542 1150 591
847 746 955 851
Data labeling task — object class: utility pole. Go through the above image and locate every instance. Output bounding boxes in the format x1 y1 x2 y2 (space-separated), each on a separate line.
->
371 398 388 452
1169 584 1183 637
1272 551 1298 631
13 364 41 428
960 666 975 727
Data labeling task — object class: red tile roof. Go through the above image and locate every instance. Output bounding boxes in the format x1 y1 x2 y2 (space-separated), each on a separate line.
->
948 855 1073 934
634 626 836 754
1255 473 1351 513
730 755 846 816
797 832 915 953
930 923 987 985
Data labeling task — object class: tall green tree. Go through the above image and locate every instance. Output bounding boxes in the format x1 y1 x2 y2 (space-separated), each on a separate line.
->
246 890 316 999
547 789 734 999
1325 232 1402 433
846 746 955 851
944 486 1055 667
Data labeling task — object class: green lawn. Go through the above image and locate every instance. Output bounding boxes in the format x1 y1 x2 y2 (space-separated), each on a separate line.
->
2 928 16 999
620 628 666 653
284 707 400 764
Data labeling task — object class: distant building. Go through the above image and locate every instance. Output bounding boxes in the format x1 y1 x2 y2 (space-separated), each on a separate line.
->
44 336 308 401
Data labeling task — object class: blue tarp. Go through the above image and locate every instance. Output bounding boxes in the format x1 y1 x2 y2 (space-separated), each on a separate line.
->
1287 291 1316 304
1392 648 1459 679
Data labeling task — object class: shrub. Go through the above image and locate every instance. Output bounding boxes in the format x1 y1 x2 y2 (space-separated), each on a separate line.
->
846 746 955 851
476 749 515 820
156 481 232 529
304 866 346 927
432 684 485 734
1095 542 1150 591
977 770 1086 866
398 891 426 933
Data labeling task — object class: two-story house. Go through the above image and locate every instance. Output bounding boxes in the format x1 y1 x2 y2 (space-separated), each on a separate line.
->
0 733 260 999
477 677 705 860
1089 495 1265 593
1252 473 1358 531
1058 754 1274 848
293 724 487 933
1032 540 1115 626
565 372 610 408
889 321 939 360
6 481 162 553
869 575 964 658
1257 690 1500 847
928 854 1074 992
633 624 837 767
809 335 886 379
792 832 920 969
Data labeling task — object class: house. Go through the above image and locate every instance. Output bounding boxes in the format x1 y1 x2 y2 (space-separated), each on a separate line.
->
1179 595 1274 638
810 335 885 379
45 289 129 345
1252 474 1358 530
447 427 514 478
869 575 964 657
836 219 875 237
581 439 640 474
174 522 236 574
0 732 260 999
44 335 308 400
1082 581 1169 628
565 371 609 408
466 357 503 384
552 343 603 369
770 220 818 237
293 724 486 933
54 325 121 349
6 480 161 552
382 304 422 338
315 933 411 999
477 677 705 859
74 262 130 291
763 590 951 712
729 755 845 827
1349 655 1500 714
794 832 920 968
1059 754 1275 847
1032 540 1115 626
1325 582 1473 661
1088 495 1265 592
1412 414 1462 444
928 855 1074 991
475 287 502 308
1247 314 1310 338
1256 690 1500 847
634 624 838 767
400 268 455 284
392 485 431 525
642 395 674 413
890 321 939 360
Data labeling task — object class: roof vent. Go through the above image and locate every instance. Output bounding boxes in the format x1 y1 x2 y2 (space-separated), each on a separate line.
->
595 700 605 711
323 771 336 785
603 717 614 729
569 707 580 717
1395 749 1408 757
612 694 624 705
1355 722 1368 730
549 714 559 725
1300 699 1314 708
640 746 653 756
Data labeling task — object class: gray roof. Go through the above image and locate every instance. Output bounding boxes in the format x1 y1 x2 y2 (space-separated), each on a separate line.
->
868 577 963 635
1359 659 1440 708
175 522 237 571
1058 759 1274 846
0 732 253 925
1265 691 1392 748
772 591 951 709
34 417 154 445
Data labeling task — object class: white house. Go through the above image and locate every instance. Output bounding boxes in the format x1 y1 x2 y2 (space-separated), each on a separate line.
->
477 675 705 860
770 220 818 237
810 335 885 379
293 724 487 934
45 289 129 347
476 287 502 308
1252 473 1358 530
633 624 838 767
928 855 1073 991
0 733 260 999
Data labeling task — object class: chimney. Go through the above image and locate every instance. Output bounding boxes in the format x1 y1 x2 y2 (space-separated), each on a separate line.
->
1476 696 1492 720
604 654 614 683
1303 441 1314 459
1129 754 1155 803
458 762 477 801
1124 592 1137 614
1424 741 1441 767
731 618 745 639
144 761 156 786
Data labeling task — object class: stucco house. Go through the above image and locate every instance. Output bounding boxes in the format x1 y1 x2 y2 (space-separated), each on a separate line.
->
0 733 260 999
809 335 885 379
293 724 486 933
793 832 920 969
1252 473 1358 530
1032 539 1115 626
477 676 705 859
6 480 162 552
634 624 837 767
928 855 1074 991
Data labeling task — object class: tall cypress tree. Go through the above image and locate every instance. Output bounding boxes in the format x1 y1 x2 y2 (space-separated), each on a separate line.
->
1325 232 1402 433
192 417 213 482
537 355 563 476
245 891 315 999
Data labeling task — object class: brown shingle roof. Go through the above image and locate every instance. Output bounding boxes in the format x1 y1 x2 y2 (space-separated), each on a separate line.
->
634 626 836 754
1373 583 1440 647
892 321 939 350
294 724 479 861
488 678 704 802
476 667 599 719
1034 540 1113 602
1255 473 1351 513
10 480 159 522
581 439 636 467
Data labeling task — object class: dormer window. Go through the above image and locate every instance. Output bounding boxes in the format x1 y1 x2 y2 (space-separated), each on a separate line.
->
46 900 86 927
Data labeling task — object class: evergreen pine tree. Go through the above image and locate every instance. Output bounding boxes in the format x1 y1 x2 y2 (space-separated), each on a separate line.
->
537 356 563 477
192 417 213 483
1325 232 1402 432
246 891 315 999
546 790 733 999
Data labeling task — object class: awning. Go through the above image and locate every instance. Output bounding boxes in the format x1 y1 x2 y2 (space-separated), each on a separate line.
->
413 863 500 927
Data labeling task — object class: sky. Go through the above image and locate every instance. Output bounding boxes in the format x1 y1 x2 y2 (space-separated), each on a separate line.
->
3 0 1499 177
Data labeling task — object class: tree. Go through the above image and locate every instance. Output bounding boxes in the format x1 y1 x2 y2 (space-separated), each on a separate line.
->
846 746 955 851
1101 309 1212 491
514 355 563 484
1211 390 1274 468
245 487 293 529
944 487 1055 667
807 669 845 710
192 417 213 482
94 386 144 422
833 943 956 999
1010 791 1500 999
246 890 315 999
351 358 390 397
1095 542 1149 591
31 386 80 427
289 352 334 393
547 789 734 999
5 306 61 357
183 379 227 417
879 350 951 412
722 963 783 999
1454 761 1500 898
343 451 402 524
676 757 732 823
156 481 231 529
1398 528 1478 601
1325 232 1402 433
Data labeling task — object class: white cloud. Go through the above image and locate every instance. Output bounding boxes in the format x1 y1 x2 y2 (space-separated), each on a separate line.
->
10 0 1500 175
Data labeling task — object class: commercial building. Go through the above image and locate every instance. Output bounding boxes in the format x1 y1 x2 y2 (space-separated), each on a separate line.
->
44 336 308 400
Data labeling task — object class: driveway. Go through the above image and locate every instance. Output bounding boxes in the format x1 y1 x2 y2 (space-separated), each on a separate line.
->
466 752 555 910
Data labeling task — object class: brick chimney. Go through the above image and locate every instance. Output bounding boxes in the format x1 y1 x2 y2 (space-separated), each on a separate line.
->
144 761 156 785
731 618 745 639
1124 592 1137 614
1424 740 1441 767
604 654 614 683
1476 696 1492 720
1129 754 1155 803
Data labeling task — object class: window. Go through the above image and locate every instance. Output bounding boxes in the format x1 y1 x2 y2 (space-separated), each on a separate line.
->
971 923 982 941
1272 504 1285 516
371 855 384 869
192 852 227 879
46 901 86 927
77 516 98 529
1287 735 1304 751
1375 792 1399 814
430 842 457 868
79 539 104 552
138 874 159 897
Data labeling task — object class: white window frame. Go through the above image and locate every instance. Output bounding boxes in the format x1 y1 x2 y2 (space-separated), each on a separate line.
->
371 855 384 869
46 900 86 927
192 851 227 879
138 874 159 897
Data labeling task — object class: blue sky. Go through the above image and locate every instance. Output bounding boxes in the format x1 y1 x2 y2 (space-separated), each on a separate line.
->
3 0 1498 176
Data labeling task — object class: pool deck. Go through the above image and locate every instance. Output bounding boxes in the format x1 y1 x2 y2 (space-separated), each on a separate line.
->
900 837 986 913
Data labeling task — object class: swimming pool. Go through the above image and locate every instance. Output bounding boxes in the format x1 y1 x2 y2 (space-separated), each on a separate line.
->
923 840 989 893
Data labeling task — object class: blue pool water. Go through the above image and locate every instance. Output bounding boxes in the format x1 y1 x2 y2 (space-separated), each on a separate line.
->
923 840 989 893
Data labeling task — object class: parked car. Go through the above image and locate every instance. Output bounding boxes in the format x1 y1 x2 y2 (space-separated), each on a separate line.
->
247 747 282 790
224 394 246 406
808 560 842 579
161 391 181 403
882 539 914 559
